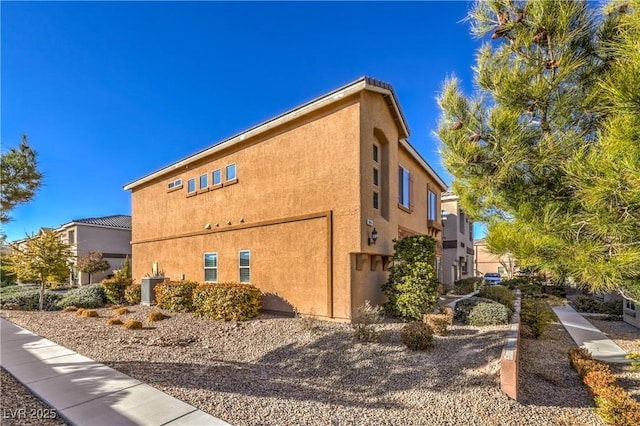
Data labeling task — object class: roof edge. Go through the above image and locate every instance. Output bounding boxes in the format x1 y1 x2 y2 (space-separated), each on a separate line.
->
124 77 411 191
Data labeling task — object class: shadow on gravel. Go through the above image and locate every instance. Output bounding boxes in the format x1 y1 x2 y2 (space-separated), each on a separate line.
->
107 326 510 409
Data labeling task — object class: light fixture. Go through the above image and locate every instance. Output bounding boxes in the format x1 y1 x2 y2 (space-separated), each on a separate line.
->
204 223 211 230
368 228 378 246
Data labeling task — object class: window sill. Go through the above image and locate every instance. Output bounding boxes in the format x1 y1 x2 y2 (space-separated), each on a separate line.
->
624 308 636 318
186 192 197 198
197 188 210 195
167 185 183 193
211 183 223 190
225 178 238 186
397 204 412 213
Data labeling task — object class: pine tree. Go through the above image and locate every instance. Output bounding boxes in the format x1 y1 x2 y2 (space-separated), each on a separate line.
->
1 135 43 224
437 0 639 300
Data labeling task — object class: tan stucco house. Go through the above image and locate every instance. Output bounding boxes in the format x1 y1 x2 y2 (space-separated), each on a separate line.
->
59 215 132 285
124 77 446 320
441 192 475 286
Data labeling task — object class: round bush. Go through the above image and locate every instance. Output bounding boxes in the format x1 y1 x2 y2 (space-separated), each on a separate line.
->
101 278 134 305
478 285 515 310
57 284 107 309
454 297 511 326
124 283 141 305
156 281 199 312
467 302 511 326
401 321 434 351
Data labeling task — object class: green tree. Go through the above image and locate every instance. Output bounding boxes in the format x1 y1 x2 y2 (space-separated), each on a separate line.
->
7 229 72 310
1 135 43 224
76 252 110 284
382 235 439 321
437 0 639 300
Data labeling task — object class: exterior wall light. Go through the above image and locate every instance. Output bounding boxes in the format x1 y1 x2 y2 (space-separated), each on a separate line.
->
368 228 378 246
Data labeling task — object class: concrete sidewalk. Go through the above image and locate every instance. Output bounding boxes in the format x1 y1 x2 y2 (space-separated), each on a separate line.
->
553 304 631 364
0 318 231 426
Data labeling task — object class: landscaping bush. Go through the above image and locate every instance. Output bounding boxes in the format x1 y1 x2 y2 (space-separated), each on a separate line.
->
79 309 98 318
106 317 123 326
423 312 451 336
573 295 623 315
569 346 640 425
382 236 439 321
452 277 482 295
121 319 143 329
519 282 544 297
351 300 384 342
124 283 141 305
542 285 567 298
478 285 515 310
454 297 511 325
520 297 555 339
401 321 434 351
101 278 133 305
57 284 107 309
114 307 130 315
155 280 199 312
148 310 166 322
193 282 261 321
0 287 63 311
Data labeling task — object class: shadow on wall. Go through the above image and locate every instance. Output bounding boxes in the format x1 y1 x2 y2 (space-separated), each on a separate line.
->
261 292 296 316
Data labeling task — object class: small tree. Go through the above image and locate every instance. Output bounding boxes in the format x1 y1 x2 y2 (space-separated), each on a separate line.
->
7 229 72 310
77 252 110 284
382 235 440 321
0 135 43 224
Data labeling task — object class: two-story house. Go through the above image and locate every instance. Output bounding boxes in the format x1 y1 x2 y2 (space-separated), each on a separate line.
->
441 191 475 286
59 215 132 285
124 77 446 320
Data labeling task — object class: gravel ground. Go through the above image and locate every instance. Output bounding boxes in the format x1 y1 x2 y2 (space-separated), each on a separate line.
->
0 306 621 426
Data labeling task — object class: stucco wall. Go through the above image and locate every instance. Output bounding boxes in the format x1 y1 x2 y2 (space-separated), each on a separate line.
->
69 225 131 285
130 96 363 319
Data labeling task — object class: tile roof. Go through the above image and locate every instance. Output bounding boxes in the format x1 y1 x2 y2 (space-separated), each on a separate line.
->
71 215 131 229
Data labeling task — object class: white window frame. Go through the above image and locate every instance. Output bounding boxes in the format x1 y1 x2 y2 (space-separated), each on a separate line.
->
239 250 250 283
187 178 196 193
199 174 208 190
168 178 182 189
226 163 237 181
428 190 437 221
204 252 218 282
212 169 222 186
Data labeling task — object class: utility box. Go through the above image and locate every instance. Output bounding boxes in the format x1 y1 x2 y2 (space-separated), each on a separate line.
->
141 276 167 306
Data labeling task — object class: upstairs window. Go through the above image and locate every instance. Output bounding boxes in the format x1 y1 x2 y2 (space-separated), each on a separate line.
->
68 230 75 244
168 178 182 190
398 166 411 209
187 178 196 193
226 164 237 181
428 190 437 221
373 168 379 186
459 211 465 234
199 174 208 190
373 144 379 163
212 169 222 186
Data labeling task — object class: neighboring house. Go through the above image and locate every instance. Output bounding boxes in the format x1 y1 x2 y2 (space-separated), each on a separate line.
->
623 298 639 329
473 238 517 278
441 192 475 286
59 215 132 285
124 77 447 321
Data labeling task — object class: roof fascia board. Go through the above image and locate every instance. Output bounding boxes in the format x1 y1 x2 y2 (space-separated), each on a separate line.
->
399 139 447 190
58 222 131 232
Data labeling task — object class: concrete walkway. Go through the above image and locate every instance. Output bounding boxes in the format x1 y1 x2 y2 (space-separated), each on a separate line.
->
0 318 230 426
553 304 631 364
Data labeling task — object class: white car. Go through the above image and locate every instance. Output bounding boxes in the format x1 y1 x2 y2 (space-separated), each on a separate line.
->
483 273 502 285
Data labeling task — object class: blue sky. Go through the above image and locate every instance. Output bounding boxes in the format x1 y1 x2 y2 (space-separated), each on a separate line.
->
2 1 483 242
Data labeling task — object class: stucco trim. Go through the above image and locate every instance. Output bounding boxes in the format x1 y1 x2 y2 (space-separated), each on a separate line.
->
399 139 447 190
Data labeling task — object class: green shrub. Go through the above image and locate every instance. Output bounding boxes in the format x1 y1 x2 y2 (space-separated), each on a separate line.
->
57 283 107 309
478 285 515 310
124 283 141 305
193 282 261 321
0 288 63 311
351 300 384 342
519 282 544 297
521 297 556 338
452 277 482 295
454 296 511 325
155 280 199 312
101 278 133 305
542 285 567 298
401 321 434 351
573 295 622 315
382 236 440 321
595 385 640 426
